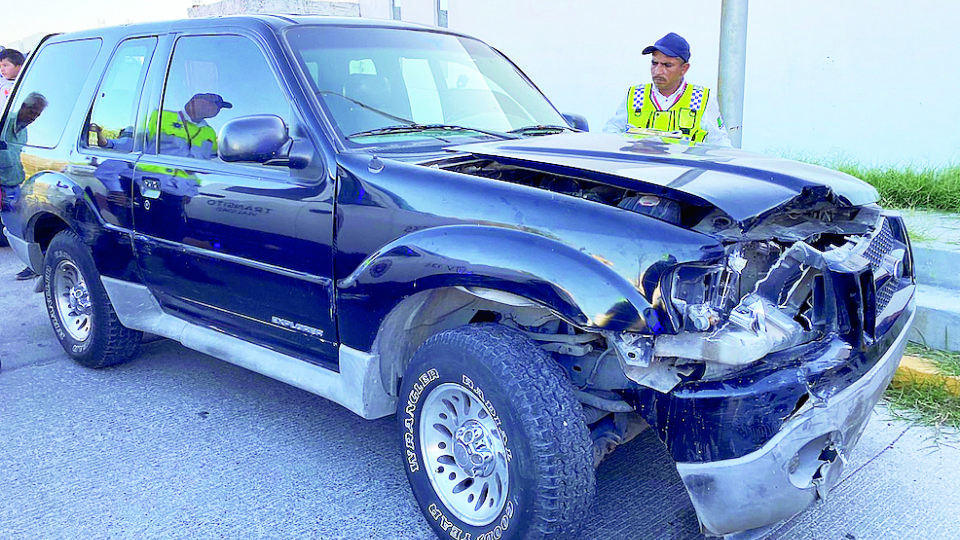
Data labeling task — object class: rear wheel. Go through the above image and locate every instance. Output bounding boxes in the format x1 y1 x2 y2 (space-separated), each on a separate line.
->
43 230 141 368
399 324 595 540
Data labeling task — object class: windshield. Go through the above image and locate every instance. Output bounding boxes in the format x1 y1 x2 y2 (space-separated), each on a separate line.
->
284 25 568 147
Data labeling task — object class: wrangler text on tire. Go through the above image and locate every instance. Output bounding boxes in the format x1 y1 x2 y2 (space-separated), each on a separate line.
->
43 230 141 368
399 324 595 540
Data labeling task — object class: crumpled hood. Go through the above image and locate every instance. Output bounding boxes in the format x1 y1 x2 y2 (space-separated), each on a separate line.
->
454 133 878 222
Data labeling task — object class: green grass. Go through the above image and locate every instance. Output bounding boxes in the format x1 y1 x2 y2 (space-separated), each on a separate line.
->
884 343 960 431
788 155 960 213
831 163 960 213
906 229 937 244
906 343 960 378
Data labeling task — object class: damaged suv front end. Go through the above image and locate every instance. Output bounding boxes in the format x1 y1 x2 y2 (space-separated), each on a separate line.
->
423 134 916 535
628 205 914 534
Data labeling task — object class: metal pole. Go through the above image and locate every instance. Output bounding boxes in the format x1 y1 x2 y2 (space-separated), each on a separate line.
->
718 0 748 148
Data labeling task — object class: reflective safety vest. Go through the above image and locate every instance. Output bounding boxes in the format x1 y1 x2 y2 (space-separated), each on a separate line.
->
626 83 709 143
148 110 218 156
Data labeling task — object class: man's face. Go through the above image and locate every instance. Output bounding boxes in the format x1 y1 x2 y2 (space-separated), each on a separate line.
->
649 50 689 94
185 95 224 121
18 99 46 125
0 59 21 81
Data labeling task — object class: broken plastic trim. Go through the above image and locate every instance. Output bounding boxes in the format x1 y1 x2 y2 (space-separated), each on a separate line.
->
606 332 696 393
654 294 806 369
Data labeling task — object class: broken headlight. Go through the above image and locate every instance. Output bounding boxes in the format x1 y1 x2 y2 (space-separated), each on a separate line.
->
656 241 823 378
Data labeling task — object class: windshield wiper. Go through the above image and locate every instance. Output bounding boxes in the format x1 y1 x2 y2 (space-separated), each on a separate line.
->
348 123 519 141
507 124 573 136
317 90 417 127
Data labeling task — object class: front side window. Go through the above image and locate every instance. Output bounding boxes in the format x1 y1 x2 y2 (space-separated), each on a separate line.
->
84 37 157 152
156 34 293 162
286 26 567 147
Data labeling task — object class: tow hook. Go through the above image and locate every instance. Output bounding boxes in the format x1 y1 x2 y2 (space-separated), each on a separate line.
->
811 441 846 500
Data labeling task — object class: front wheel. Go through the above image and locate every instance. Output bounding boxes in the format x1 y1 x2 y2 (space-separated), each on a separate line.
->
399 324 595 540
42 230 141 368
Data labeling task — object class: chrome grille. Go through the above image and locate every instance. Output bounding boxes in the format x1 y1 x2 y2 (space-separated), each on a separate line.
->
856 217 900 315
861 218 894 271
877 280 897 314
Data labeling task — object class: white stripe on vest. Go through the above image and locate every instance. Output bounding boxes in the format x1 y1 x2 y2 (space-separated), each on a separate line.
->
690 85 704 111
631 85 645 112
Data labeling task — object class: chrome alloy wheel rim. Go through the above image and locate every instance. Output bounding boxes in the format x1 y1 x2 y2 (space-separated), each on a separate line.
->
420 382 509 525
52 259 92 342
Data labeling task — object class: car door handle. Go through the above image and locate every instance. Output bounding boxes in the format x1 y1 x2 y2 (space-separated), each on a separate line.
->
139 176 162 199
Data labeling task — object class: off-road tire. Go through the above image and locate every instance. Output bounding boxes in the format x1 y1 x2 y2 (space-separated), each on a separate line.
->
399 323 595 540
43 230 141 368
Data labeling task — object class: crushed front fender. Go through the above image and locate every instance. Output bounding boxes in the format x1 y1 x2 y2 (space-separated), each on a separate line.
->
670 301 914 536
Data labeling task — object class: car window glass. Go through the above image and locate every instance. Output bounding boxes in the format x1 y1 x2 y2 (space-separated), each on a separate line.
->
84 37 157 152
286 27 563 141
2 39 102 149
400 58 442 123
157 34 293 163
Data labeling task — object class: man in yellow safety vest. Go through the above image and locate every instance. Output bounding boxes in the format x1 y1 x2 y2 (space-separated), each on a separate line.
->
603 32 731 147
150 92 231 160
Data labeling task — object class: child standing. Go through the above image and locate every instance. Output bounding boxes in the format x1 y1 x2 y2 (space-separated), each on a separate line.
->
0 48 25 114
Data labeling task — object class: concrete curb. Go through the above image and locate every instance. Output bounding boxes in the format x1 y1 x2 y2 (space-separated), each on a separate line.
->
908 284 960 353
894 210 960 390
893 355 960 396
902 209 960 355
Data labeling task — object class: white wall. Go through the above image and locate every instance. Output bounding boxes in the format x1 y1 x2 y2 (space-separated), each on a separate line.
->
448 0 722 143
743 1 960 166
358 0 438 24
444 0 960 167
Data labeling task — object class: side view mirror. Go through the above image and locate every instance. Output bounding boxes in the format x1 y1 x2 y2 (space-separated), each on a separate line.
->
562 113 589 132
219 114 306 168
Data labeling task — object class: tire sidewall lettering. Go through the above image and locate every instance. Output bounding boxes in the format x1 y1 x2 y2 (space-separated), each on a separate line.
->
43 244 91 354
404 367 439 474
403 357 522 539
476 499 515 540
425 499 517 540
460 374 511 463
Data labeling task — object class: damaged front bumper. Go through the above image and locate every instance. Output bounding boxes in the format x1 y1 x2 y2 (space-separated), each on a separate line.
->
672 300 915 536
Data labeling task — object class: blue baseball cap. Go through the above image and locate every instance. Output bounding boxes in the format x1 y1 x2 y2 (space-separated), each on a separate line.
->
642 32 691 63
192 92 233 109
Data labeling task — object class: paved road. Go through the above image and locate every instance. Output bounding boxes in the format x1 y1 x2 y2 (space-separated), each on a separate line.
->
1 245 958 540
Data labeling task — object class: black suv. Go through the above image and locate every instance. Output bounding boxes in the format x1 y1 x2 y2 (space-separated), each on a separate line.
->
0 15 916 539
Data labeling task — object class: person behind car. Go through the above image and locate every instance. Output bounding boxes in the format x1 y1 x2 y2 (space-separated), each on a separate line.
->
150 92 231 161
134 93 232 249
138 92 232 200
0 91 48 280
602 32 731 147
0 48 25 113
89 122 134 152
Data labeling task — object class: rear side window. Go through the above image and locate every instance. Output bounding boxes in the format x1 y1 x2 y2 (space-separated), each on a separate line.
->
84 37 157 152
3 38 101 148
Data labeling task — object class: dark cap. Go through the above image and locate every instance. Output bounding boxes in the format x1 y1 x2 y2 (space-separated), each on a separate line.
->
642 32 691 63
192 92 233 109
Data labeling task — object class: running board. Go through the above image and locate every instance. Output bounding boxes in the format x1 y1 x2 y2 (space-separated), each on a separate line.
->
100 277 396 419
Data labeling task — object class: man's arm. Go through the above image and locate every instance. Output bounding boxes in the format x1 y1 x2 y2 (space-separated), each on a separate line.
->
701 93 732 147
602 94 629 134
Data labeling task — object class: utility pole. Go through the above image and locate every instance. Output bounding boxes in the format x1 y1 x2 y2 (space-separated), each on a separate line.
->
718 0 748 148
